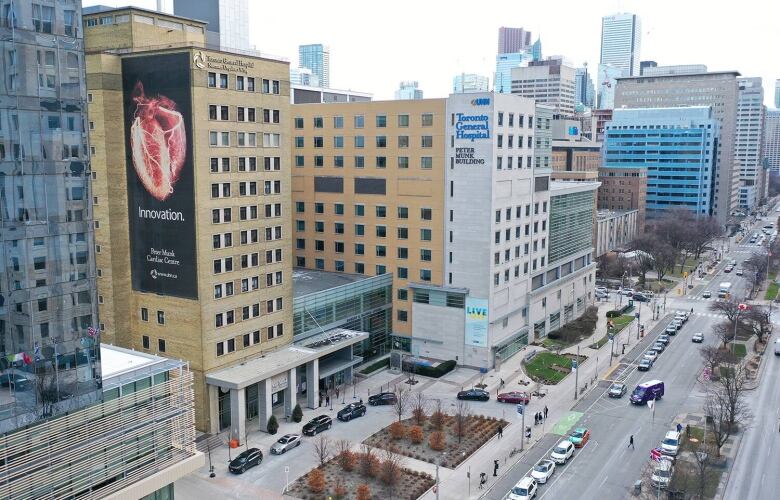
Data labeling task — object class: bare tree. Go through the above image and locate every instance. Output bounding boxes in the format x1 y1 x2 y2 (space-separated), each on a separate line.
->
430 399 446 431
712 321 735 350
392 386 411 422
743 305 773 344
379 447 405 497
742 252 768 297
633 235 678 282
704 390 731 456
685 216 723 261
699 346 728 377
358 443 379 478
312 434 331 467
716 362 751 433
692 445 713 500
709 298 743 323
411 392 428 426
33 365 60 418
453 399 470 444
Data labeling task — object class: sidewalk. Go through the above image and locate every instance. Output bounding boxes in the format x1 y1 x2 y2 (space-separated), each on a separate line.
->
423 299 666 500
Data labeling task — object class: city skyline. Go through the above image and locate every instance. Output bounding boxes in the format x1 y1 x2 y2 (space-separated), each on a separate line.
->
89 0 779 105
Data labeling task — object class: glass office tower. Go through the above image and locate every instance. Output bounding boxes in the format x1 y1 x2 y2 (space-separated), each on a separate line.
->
0 0 101 434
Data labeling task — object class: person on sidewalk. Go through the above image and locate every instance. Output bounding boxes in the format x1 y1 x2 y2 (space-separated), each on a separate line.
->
544 406 548 420
493 459 499 477
497 425 503 439
628 435 634 449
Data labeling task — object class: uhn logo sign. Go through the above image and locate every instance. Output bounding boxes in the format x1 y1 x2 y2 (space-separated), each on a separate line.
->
470 98 490 106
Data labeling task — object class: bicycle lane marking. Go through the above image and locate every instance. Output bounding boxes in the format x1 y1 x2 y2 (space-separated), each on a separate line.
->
551 411 583 436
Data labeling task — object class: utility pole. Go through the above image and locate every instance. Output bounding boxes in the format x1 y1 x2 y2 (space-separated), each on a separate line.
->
573 345 580 400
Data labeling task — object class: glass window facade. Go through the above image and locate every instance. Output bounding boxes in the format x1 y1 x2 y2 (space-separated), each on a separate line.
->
548 190 595 264
0 2 101 434
293 272 393 360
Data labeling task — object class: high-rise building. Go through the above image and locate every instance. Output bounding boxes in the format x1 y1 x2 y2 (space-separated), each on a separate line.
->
600 13 642 77
598 167 648 232
173 0 250 50
0 0 102 435
639 60 657 75
510 58 577 116
735 77 766 208
290 67 320 87
775 80 780 109
453 73 490 93
764 110 780 176
531 37 543 62
596 63 623 110
604 107 720 218
498 26 532 54
575 65 595 108
299 43 330 88
291 93 598 366
642 64 709 77
494 51 532 93
615 71 741 223
83 7 293 436
395 81 424 100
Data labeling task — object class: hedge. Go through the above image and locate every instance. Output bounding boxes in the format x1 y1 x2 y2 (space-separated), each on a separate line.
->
404 359 456 378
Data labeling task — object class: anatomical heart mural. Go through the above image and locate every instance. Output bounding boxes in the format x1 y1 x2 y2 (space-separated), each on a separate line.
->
122 52 198 299
129 81 186 201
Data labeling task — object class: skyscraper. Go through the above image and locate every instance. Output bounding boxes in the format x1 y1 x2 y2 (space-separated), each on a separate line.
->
495 51 532 93
173 0 250 50
735 77 766 208
600 13 642 77
395 81 424 100
0 0 101 434
299 44 330 88
510 59 577 116
531 37 543 62
596 64 623 109
575 65 595 108
498 26 532 54
775 80 780 109
453 73 490 93
764 110 780 176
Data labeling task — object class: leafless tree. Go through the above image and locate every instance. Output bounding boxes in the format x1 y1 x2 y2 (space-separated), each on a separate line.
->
709 298 743 323
742 252 768 297
453 399 470 444
715 362 752 433
312 434 331 467
699 346 728 376
684 216 723 261
392 386 411 422
33 365 60 419
379 447 405 496
411 392 427 426
430 398 446 431
712 321 735 350
359 443 379 478
704 390 731 456
634 235 678 282
743 305 773 344
692 445 713 500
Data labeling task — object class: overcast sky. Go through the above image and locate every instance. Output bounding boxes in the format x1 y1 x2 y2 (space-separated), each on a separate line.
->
87 0 779 106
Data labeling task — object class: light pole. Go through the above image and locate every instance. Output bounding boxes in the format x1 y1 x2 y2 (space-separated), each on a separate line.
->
573 345 580 400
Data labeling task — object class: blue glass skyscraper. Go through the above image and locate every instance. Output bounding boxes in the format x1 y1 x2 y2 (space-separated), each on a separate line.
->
603 107 720 217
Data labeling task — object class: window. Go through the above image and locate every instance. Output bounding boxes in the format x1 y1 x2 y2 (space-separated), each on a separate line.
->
355 243 365 255
158 339 166 352
313 136 324 148
420 269 432 282
263 109 280 123
421 113 434 127
398 156 409 169
398 114 410 127
263 133 281 147
355 224 365 236
354 115 365 128
397 227 408 239
334 203 344 215
315 202 325 214
294 117 304 129
157 310 165 325
421 136 433 148
141 308 149 322
397 310 408 322
355 136 365 148
209 131 230 147
420 249 432 261
296 202 305 213
376 115 387 127
354 156 365 168
334 136 344 148
375 206 387 218
333 116 344 128
421 157 433 169
398 135 409 148
313 116 323 128
420 208 432 220
376 136 387 148
376 156 387 168
32 4 54 33
397 247 408 259
355 204 365 216
376 225 387 238
420 229 432 241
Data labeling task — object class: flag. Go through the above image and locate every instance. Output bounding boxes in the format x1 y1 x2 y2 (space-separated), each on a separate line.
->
22 353 32 365
34 342 41 362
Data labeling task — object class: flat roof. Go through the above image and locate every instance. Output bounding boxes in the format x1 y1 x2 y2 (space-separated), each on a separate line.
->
550 180 601 194
293 268 367 297
616 70 740 80
100 344 157 379
598 208 639 220
83 5 206 25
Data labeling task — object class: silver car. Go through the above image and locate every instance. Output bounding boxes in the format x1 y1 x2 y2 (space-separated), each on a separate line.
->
270 433 301 454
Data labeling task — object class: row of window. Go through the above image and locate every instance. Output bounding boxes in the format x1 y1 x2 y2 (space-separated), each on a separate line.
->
295 135 434 149
209 156 281 173
212 226 283 249
493 258 545 286
209 131 281 148
295 113 434 130
297 240 432 260
294 257 432 282
295 155 433 169
493 240 547 263
215 323 284 357
140 307 165 324
494 220 547 243
496 112 533 128
213 271 283 299
215 297 283 328
297 223 433 241
210 180 281 198
213 248 283 275
497 134 533 149
209 105 281 124
207 72 280 94
296 202 432 219
141 335 166 353
211 203 282 223
495 202 548 223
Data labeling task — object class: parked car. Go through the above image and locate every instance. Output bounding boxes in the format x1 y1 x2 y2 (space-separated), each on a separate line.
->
270 434 301 455
530 459 556 484
702 290 712 298
337 402 367 421
229 448 263 474
550 440 575 464
651 459 673 489
368 392 397 406
497 391 531 404
644 350 658 363
665 324 678 335
735 269 744 276
568 427 591 448
633 292 650 302
661 430 681 456
0 373 30 391
672 319 683 330
630 380 664 405
657 335 670 345
724 266 733 273
652 342 666 353
608 382 627 398
508 476 538 500
457 388 490 401
637 358 653 371
302 415 332 436
692 332 704 343
595 286 608 294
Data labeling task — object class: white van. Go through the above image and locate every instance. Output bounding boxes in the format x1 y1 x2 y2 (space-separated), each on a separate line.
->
661 430 681 456
774 339 780 356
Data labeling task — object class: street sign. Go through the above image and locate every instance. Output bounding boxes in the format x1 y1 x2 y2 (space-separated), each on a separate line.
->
634 312 640 319
516 404 524 416
571 360 578 369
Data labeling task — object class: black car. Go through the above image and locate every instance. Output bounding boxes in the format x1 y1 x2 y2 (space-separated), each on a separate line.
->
633 293 650 302
0 373 30 391
337 402 367 421
229 447 263 474
457 389 490 401
368 392 397 406
302 415 332 436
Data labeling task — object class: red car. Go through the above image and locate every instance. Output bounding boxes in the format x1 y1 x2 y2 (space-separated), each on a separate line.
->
497 391 531 404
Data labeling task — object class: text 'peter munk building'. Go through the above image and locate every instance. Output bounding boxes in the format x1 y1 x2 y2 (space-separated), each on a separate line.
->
0 0 101 434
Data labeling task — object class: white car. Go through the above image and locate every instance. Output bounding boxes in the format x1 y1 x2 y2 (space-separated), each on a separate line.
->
661 430 681 456
595 286 608 294
550 440 575 464
270 433 302 454
644 350 658 363
735 269 743 276
530 459 556 484
651 459 673 489
508 476 538 500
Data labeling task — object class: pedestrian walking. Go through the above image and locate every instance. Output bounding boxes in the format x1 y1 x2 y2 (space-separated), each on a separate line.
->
326 395 330 406
336 387 340 399
525 426 531 442
676 422 683 434
544 406 548 420
493 459 499 477
628 435 634 449
538 412 542 424
534 413 539 425
479 472 487 489
497 425 503 439
500 378 505 388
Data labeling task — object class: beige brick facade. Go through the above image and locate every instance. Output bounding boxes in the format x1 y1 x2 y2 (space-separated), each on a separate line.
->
85 8 293 431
